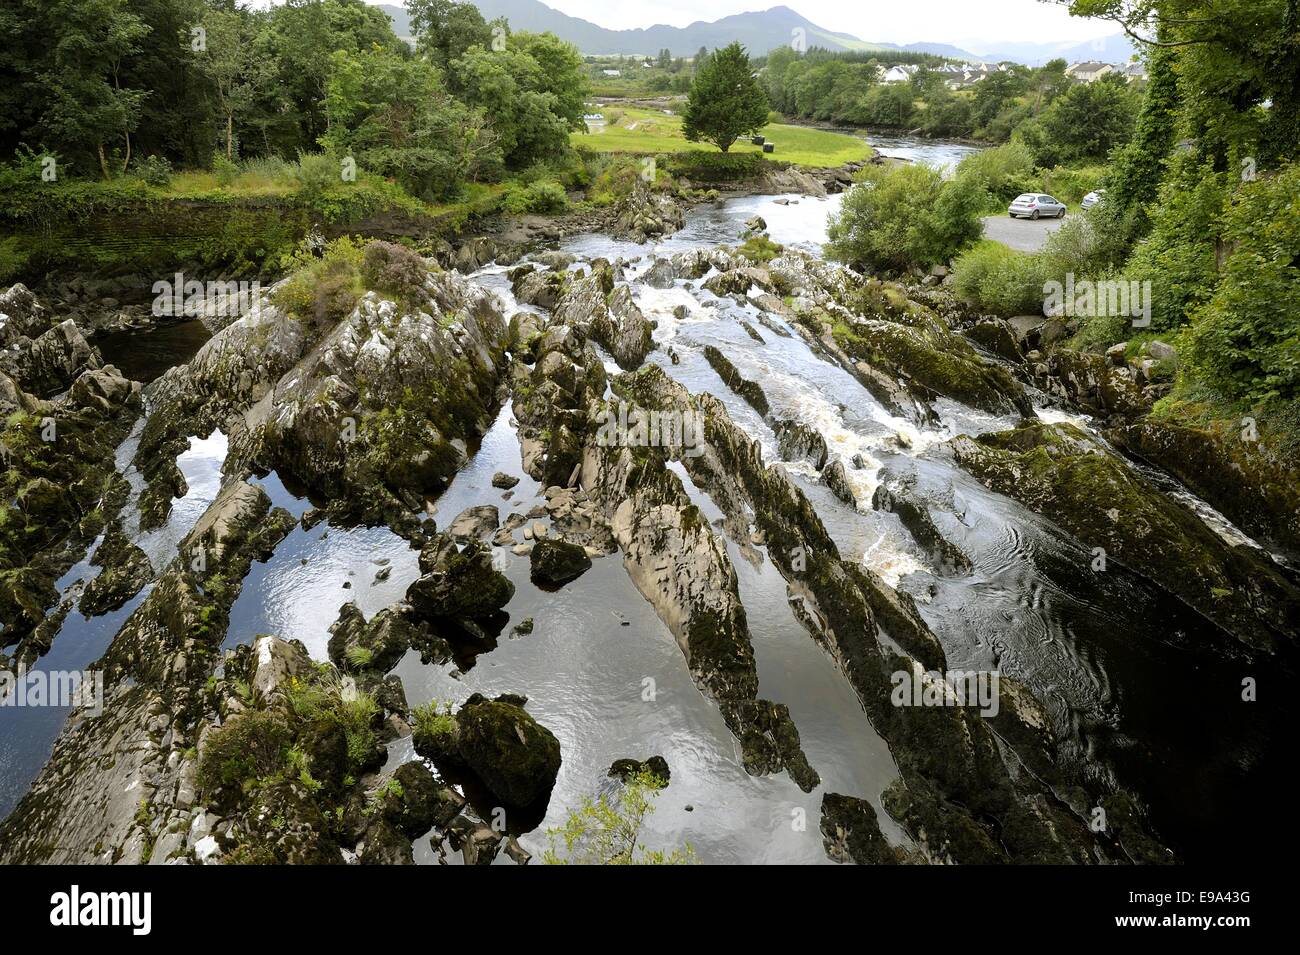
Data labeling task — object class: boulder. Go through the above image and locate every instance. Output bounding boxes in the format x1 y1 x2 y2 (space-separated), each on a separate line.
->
455 694 562 807
529 537 593 587
405 539 515 621
608 755 671 786
820 793 898 865
774 418 828 471
447 505 500 542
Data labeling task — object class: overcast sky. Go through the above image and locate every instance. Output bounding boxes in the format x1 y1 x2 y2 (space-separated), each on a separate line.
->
538 1 1110 47
393 1 1116 48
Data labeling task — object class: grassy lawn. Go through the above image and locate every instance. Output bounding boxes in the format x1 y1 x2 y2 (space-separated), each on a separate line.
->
573 105 872 168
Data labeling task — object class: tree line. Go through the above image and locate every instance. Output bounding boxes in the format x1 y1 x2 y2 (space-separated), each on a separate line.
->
0 0 590 201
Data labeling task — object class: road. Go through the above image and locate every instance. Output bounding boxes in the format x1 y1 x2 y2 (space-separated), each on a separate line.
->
981 213 1067 253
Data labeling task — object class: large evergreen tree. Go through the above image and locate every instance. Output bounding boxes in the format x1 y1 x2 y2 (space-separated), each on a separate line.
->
681 42 768 153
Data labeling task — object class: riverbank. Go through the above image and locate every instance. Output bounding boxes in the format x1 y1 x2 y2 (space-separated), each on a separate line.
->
2 168 1294 867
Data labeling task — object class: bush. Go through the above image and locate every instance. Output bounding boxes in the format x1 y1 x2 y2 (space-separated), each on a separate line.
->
502 178 568 214
1185 163 1300 402
736 233 783 263
662 150 763 182
294 151 339 195
1123 156 1231 332
1039 165 1106 204
827 162 987 272
273 236 366 327
213 151 239 187
197 710 291 795
131 154 173 187
951 240 1047 315
360 240 430 305
954 142 1036 206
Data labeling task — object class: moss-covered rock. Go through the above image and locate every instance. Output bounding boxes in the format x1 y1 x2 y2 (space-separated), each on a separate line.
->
454 694 562 808
949 420 1300 651
702 345 770 417
405 538 515 621
528 536 592 587
1111 413 1300 561
820 792 899 865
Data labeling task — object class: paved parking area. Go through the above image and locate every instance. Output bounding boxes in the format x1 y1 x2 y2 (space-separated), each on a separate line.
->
981 213 1067 252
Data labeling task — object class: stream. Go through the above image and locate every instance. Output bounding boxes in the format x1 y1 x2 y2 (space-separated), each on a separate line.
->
2 164 1291 863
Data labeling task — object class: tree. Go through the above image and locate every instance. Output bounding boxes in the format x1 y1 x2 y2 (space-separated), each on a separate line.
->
681 42 769 153
450 32 587 169
407 0 493 73
38 0 150 177
320 47 497 200
196 6 259 161
827 163 986 271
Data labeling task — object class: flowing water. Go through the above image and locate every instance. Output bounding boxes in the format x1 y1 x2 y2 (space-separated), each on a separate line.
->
2 181 1292 863
866 134 984 176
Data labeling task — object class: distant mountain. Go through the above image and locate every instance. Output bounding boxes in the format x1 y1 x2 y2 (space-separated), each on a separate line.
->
464 1 887 56
373 2 1133 67
971 33 1137 66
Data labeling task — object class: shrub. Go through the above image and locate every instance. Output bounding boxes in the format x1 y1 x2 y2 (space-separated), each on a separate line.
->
662 150 763 182
273 236 366 327
360 240 430 305
502 178 568 214
213 151 239 187
294 151 339 195
1038 165 1106 204
1123 156 1231 332
827 163 987 272
1185 163 1300 402
131 154 173 187
951 240 1048 316
954 142 1036 206
197 710 292 794
736 233 783 263
543 770 694 865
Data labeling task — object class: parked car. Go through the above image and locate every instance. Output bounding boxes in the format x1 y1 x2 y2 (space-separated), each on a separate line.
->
1081 189 1106 210
1008 193 1066 219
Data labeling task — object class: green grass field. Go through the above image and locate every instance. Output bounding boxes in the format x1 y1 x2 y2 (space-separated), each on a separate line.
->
572 105 872 168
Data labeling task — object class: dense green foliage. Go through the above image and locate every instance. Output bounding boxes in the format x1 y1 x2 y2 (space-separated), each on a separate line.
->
827 163 985 272
682 42 770 153
1184 165 1300 401
763 45 1138 162
0 0 588 202
950 0 1300 411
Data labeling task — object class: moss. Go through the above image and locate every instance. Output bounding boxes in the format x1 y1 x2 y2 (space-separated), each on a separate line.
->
832 316 1030 417
702 345 770 417
951 421 1300 650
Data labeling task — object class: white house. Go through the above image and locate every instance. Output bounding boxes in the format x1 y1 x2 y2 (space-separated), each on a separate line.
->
882 64 918 83
602 69 621 77
1066 62 1115 83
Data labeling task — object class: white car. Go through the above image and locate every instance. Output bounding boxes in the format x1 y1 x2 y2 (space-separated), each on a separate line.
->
1008 193 1066 219
1081 189 1106 210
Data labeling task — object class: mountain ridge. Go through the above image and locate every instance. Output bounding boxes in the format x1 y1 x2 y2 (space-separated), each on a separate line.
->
372 1 1133 65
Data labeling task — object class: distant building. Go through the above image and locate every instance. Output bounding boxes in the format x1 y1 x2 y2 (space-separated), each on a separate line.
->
602 69 621 77
1066 62 1115 83
882 64 918 83
1121 62 1148 82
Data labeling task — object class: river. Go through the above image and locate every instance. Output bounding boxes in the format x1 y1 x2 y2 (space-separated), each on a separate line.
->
1 180 1290 864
